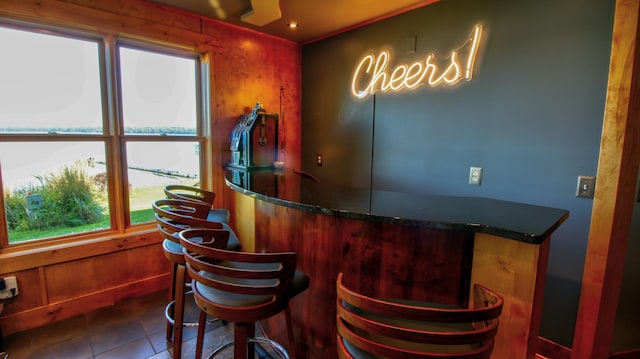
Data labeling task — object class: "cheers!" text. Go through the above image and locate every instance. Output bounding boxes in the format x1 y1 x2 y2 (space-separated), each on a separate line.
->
351 24 484 99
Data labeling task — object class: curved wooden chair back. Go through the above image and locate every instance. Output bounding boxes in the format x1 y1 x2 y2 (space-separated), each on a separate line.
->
154 199 225 267
165 184 215 206
179 228 297 323
336 273 503 359
153 198 222 226
155 210 223 244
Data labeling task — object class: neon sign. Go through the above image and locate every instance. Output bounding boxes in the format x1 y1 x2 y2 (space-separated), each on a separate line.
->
351 24 484 99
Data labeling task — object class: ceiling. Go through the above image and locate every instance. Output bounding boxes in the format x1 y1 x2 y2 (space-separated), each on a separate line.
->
143 0 437 43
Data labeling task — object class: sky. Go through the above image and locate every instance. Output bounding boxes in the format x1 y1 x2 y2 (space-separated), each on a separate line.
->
0 26 197 130
0 26 201 189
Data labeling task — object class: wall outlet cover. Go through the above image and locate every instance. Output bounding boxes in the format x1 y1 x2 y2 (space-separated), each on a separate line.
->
0 276 19 299
469 167 482 185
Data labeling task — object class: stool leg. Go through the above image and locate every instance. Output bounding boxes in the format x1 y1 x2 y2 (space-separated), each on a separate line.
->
166 262 178 341
234 323 250 359
248 323 256 359
173 264 187 359
285 306 296 359
195 310 207 359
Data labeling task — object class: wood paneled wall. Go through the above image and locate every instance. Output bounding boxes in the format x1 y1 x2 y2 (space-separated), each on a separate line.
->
0 0 300 336
0 230 167 335
206 20 302 207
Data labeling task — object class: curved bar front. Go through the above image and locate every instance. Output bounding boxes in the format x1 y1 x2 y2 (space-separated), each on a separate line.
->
225 168 569 359
226 168 569 244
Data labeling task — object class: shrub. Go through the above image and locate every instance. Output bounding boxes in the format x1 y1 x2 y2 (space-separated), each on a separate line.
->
4 186 32 231
4 161 105 231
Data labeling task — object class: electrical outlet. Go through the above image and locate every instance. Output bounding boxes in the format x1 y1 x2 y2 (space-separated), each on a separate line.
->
469 167 482 185
576 176 596 198
316 153 323 166
0 276 18 299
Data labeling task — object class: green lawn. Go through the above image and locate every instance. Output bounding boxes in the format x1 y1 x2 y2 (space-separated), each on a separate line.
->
8 208 154 243
6 182 197 244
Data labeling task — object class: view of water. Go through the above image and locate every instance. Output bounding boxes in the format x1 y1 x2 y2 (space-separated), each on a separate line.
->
0 141 199 192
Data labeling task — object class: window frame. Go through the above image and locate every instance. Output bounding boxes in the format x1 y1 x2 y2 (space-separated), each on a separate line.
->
0 21 211 248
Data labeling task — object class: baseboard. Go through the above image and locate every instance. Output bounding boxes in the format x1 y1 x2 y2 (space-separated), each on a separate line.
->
610 349 640 359
537 336 571 359
537 337 640 359
0 274 169 335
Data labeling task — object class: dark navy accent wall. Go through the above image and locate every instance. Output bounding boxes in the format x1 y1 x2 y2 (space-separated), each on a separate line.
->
301 0 615 346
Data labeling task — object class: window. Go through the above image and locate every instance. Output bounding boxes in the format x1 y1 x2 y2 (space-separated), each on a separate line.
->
0 23 207 245
117 45 204 225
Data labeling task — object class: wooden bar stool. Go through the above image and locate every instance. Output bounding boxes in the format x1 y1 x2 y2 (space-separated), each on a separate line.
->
164 184 230 223
336 272 504 359
153 199 241 359
179 228 310 359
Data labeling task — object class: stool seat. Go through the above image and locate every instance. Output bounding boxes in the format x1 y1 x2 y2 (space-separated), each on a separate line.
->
207 208 230 223
196 268 309 309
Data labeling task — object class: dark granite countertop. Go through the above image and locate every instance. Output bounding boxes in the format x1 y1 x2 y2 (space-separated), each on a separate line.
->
225 168 569 244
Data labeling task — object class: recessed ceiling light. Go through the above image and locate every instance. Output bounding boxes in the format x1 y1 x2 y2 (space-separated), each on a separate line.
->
287 22 299 29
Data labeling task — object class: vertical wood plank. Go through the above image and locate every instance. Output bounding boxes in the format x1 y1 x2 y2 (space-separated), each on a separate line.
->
471 232 550 359
231 190 255 252
572 0 640 357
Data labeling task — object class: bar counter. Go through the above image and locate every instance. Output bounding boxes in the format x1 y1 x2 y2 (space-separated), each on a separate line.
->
226 168 569 244
225 168 569 359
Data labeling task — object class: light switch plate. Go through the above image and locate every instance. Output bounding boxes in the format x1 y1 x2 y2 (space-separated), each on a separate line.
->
576 176 596 198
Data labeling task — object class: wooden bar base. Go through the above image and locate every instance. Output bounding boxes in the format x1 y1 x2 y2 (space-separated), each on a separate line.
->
471 233 550 359
229 192 554 358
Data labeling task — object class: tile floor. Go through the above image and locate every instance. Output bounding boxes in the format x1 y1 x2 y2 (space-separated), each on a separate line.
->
1 290 271 359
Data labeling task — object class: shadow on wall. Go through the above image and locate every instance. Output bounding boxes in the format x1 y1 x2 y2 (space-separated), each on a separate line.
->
611 174 640 352
540 274 581 347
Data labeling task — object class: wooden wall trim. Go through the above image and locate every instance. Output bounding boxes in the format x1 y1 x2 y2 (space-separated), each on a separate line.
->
538 336 572 359
572 0 640 358
0 0 220 51
0 228 161 274
0 233 169 336
537 337 640 359
610 349 640 359
0 272 169 335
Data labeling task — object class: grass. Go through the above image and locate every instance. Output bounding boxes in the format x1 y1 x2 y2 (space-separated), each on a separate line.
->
7 181 195 244
129 185 165 211
8 208 155 243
